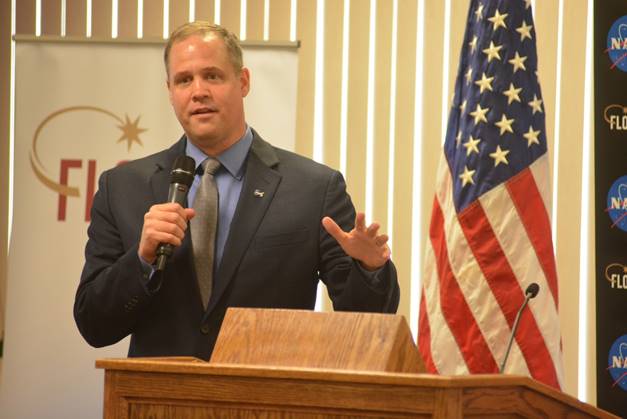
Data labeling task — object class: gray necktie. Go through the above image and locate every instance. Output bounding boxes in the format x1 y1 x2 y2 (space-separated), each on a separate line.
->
191 158 221 309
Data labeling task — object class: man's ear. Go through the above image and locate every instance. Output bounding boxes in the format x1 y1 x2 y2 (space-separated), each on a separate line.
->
240 67 250 98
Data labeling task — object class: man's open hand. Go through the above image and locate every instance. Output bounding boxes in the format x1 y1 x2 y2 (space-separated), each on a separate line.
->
322 212 391 271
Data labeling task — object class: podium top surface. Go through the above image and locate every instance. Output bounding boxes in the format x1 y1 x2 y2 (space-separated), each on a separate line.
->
210 308 425 373
95 356 518 386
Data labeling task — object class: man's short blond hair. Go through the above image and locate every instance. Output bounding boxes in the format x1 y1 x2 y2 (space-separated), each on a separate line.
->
164 21 243 76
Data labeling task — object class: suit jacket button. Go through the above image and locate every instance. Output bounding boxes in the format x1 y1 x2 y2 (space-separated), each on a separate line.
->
200 324 210 335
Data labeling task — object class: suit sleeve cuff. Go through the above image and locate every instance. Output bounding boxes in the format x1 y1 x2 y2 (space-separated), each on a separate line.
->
138 253 162 295
353 259 390 293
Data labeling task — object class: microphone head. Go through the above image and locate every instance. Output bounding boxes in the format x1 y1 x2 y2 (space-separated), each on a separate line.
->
525 283 540 299
170 156 196 187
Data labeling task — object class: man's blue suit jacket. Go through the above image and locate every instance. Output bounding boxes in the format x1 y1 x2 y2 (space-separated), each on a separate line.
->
74 130 399 360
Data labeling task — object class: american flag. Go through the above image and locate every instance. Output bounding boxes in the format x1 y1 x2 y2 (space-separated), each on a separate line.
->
418 0 564 389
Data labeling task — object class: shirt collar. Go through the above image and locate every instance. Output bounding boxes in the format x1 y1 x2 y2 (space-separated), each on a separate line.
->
185 126 253 180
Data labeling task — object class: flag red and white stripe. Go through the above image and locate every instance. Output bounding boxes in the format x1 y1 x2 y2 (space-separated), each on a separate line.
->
419 154 564 389
418 0 564 390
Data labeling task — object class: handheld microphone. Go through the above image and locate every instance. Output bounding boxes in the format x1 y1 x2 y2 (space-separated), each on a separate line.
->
155 155 196 272
499 282 540 373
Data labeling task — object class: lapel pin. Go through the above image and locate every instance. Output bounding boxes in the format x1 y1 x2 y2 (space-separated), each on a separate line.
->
254 189 265 198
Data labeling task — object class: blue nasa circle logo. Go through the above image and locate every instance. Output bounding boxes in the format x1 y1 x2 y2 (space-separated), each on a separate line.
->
607 175 627 232
607 15 627 72
608 334 627 391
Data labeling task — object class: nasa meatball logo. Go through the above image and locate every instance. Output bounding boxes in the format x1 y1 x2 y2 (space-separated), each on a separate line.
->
606 175 627 232
608 335 627 391
606 15 627 72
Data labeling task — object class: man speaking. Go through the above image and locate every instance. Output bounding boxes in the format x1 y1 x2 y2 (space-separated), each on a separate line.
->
74 22 399 360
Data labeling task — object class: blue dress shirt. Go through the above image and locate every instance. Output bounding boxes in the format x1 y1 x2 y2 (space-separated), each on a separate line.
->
186 127 253 269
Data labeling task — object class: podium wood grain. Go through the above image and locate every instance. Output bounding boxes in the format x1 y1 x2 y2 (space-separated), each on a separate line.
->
96 358 617 419
209 308 424 373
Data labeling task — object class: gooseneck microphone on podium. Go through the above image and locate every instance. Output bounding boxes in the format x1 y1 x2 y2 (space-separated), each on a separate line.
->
499 282 540 373
155 155 196 272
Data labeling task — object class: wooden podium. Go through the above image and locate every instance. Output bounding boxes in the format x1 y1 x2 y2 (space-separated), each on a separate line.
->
97 308 616 418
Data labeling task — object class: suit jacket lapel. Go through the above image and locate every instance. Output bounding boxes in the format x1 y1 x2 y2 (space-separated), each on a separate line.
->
205 134 281 315
149 135 187 204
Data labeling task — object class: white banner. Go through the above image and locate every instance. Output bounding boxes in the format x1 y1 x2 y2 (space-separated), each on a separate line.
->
0 41 297 418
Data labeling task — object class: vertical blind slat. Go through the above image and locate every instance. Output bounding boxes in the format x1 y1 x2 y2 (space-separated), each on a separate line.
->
269 0 291 41
221 1 241 38
372 0 393 233
91 0 112 38
0 0 11 345
246 0 265 40
66 0 87 36
294 0 317 157
447 0 470 109
169 0 190 33
118 0 137 38
535 1 560 182
322 0 343 171
41 0 62 35
143 0 164 38
16 0 36 34
553 0 588 397
195 0 215 23
345 0 370 212
391 0 418 320
319 0 343 313
419 0 447 278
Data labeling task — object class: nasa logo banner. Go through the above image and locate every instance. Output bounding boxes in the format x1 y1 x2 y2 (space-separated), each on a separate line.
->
606 15 627 72
608 335 627 392
603 103 627 131
604 262 627 290
606 175 627 233
595 1 627 415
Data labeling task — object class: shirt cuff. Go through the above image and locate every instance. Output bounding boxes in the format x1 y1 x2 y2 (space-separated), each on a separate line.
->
138 254 162 294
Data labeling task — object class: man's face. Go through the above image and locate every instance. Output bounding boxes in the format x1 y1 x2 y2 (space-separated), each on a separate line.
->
167 34 250 154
